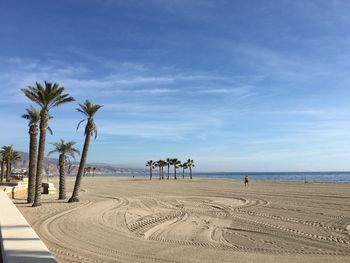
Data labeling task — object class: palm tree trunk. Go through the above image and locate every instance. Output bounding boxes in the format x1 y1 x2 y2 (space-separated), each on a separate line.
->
159 167 161 180
69 127 91 203
59 154 66 200
33 111 49 207
6 160 10 182
1 160 4 182
161 167 164 180
149 167 152 180
27 125 38 203
190 167 192 179
174 165 177 180
167 165 170 180
182 168 185 179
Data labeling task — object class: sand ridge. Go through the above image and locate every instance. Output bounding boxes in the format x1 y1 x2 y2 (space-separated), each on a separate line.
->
16 177 350 263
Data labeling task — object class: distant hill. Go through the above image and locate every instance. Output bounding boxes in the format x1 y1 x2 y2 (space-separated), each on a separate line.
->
13 151 144 175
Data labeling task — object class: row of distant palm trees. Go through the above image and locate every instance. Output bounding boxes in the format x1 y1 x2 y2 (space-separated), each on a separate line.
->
0 145 22 182
146 158 194 180
6 81 103 207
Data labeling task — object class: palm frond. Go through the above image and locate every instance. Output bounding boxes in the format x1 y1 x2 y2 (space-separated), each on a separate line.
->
47 126 53 135
77 119 86 131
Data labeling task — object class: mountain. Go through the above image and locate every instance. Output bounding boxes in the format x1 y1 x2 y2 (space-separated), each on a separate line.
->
13 151 144 175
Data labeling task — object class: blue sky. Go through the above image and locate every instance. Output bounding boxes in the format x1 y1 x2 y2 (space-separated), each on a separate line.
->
1 0 350 171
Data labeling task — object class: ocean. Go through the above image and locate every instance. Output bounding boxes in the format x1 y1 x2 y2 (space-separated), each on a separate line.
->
103 172 350 182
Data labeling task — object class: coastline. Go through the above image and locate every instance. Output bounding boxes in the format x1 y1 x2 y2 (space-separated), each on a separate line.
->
15 176 350 263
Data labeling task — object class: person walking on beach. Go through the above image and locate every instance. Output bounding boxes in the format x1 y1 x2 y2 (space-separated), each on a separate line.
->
244 176 249 187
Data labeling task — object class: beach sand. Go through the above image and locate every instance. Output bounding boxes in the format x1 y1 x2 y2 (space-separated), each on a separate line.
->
16 177 350 263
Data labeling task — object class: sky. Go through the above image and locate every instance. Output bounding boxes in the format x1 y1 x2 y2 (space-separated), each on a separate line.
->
1 0 350 172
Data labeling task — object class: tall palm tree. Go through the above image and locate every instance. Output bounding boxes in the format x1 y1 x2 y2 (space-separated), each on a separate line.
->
22 106 40 203
166 158 171 180
180 162 188 179
48 139 80 200
22 81 75 207
146 160 154 180
171 158 181 180
187 159 195 179
69 100 102 203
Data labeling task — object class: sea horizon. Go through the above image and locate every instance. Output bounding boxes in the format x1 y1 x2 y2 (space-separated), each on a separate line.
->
88 171 350 183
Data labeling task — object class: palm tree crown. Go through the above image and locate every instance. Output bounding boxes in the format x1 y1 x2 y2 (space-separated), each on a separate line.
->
9 151 21 163
48 139 80 160
77 100 103 139
21 106 40 126
146 160 154 168
21 82 75 111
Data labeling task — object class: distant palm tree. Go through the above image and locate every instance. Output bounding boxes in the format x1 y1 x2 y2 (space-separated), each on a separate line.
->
171 158 181 180
0 155 4 182
187 159 195 179
1 146 21 182
146 160 154 180
48 139 80 200
67 158 73 175
69 100 102 203
9 150 21 177
22 106 40 203
166 158 171 180
22 82 75 206
160 160 167 179
92 167 96 177
11 151 21 169
154 161 161 180
180 162 188 179
1 146 13 182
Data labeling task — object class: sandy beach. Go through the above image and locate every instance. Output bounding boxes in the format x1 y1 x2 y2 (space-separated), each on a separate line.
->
15 177 350 263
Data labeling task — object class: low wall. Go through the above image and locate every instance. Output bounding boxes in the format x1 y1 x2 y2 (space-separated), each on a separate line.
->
1 186 28 199
0 191 56 263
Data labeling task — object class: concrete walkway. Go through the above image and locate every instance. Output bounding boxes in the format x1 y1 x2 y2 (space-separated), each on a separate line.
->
0 191 56 263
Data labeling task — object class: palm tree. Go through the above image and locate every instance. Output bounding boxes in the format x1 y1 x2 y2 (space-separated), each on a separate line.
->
69 100 102 203
1 147 22 182
92 167 96 177
0 154 5 182
48 139 80 200
171 158 181 180
9 151 21 178
67 158 73 175
166 158 171 180
180 162 188 179
22 106 40 203
146 160 154 180
187 159 195 179
159 160 166 180
22 81 75 206
156 160 166 180
1 146 13 182
154 161 161 180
